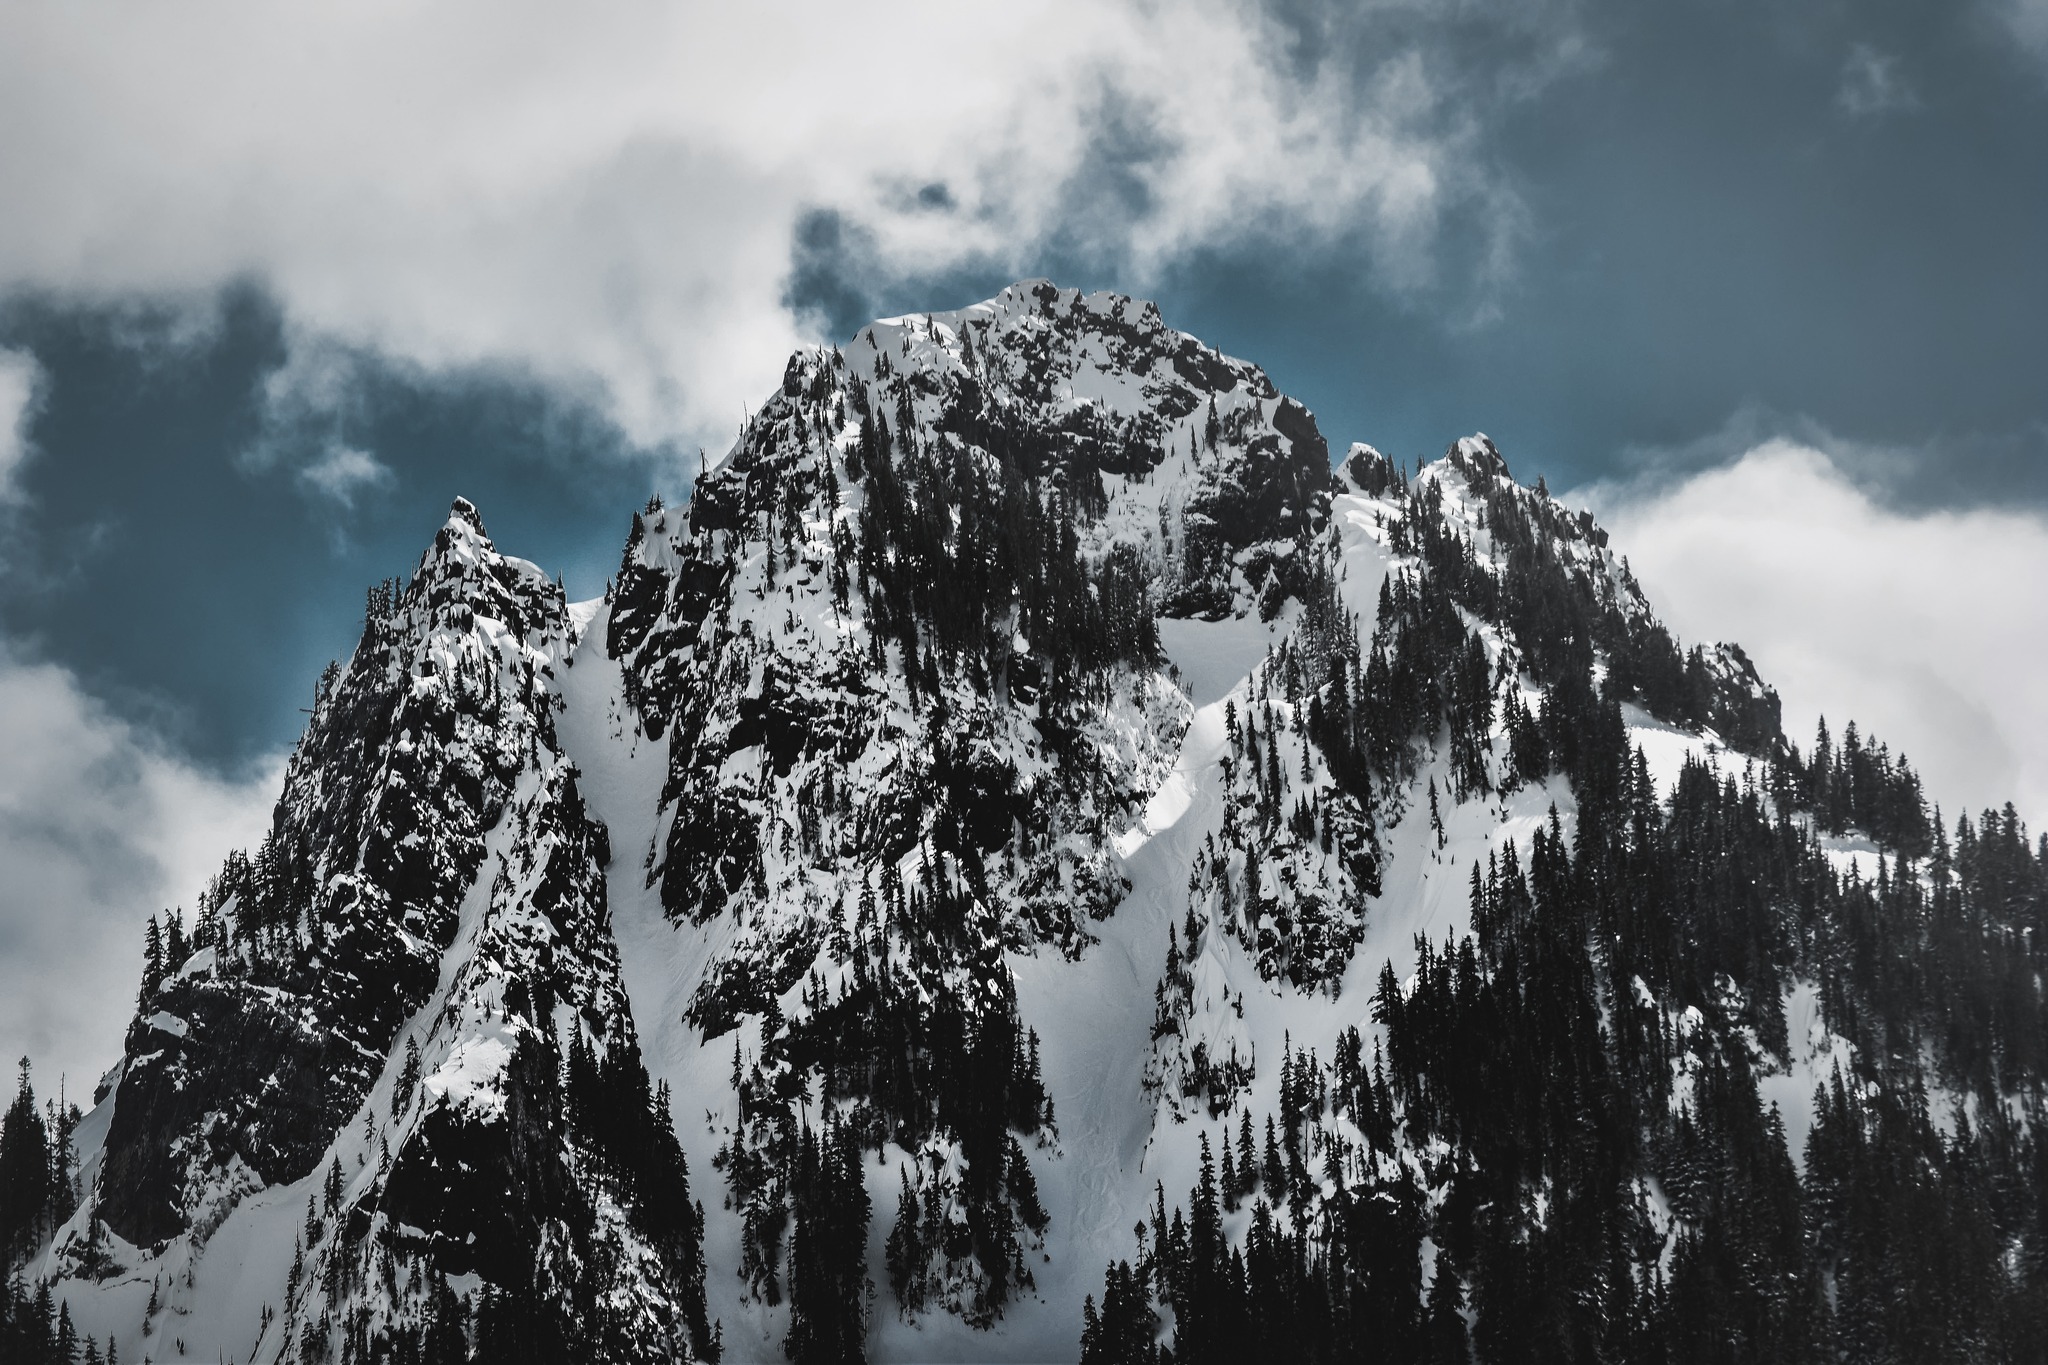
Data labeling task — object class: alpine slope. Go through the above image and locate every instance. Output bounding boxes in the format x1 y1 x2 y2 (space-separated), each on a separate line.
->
14 282 2048 1365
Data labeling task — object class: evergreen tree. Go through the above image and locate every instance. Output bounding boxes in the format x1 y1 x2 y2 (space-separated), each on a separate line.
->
0 1061 50 1265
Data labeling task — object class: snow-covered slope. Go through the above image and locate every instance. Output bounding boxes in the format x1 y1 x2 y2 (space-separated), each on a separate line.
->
21 282 2043 1365
32 503 713 1364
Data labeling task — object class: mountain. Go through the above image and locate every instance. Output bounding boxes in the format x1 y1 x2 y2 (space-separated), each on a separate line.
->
4 281 2046 1364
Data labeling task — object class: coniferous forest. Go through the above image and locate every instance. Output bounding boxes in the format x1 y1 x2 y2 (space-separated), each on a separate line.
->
1084 447 2048 1365
1084 754 2048 1364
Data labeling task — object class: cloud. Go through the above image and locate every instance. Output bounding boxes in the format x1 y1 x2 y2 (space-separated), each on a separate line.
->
0 348 42 502
0 2 1557 455
0 644 278 1095
1599 403 2048 514
298 444 394 510
1582 441 2048 828
1837 43 1917 117
1997 0 2048 73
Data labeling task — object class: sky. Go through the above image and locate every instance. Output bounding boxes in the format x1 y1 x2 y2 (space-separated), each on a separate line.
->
0 0 2043 1093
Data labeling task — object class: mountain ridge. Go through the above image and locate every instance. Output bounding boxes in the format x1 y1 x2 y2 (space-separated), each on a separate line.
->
3 282 2043 1365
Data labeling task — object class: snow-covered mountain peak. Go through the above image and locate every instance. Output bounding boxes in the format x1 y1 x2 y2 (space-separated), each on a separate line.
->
41 282 2041 1365
672 281 1341 633
849 278 1280 442
397 496 563 645
1336 431 1784 759
867 281 1312 509
446 493 486 532
1441 431 1513 489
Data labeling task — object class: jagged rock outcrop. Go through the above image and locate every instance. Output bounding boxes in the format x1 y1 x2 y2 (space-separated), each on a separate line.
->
85 503 713 1363
100 500 572 1249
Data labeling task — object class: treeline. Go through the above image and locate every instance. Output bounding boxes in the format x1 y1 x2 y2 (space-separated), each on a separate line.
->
0 1061 105 1365
0 1064 78 1272
1813 802 2048 1095
1791 717 1931 857
0 1278 118 1365
1083 704 2048 1361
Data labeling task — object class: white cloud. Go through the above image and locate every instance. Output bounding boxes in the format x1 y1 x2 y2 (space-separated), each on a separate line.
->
1583 441 2048 828
0 2 1530 454
299 444 394 509
0 349 42 502
1997 0 2048 72
0 645 278 1096
1837 43 1917 117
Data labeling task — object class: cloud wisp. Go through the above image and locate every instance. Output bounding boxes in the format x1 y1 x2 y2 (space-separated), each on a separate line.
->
1997 0 2048 74
298 444 394 510
0 349 42 503
1837 43 1918 117
1584 441 2048 827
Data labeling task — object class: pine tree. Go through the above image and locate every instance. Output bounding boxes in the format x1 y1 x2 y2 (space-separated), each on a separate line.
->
0 1060 49 1263
1261 1116 1284 1196
394 1037 422 1118
164 908 188 969
886 1167 923 1311
138 917 165 1008
1425 1254 1470 1364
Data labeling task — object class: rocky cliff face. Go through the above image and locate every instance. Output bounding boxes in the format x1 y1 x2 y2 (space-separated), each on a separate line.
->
23 283 2047 1365
100 500 570 1250
603 281 1343 1326
73 503 712 1363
